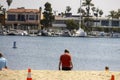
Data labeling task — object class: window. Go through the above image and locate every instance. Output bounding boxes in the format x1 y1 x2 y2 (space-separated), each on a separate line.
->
112 21 119 26
28 14 38 20
101 20 109 26
8 14 16 21
29 15 35 20
18 14 25 21
36 15 38 20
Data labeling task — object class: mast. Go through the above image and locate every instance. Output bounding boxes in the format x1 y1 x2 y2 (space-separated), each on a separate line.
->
79 0 82 29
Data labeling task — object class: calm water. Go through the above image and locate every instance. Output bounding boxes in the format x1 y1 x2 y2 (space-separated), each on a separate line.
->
0 36 120 71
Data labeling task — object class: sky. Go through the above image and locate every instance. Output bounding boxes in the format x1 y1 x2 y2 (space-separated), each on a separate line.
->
0 0 120 17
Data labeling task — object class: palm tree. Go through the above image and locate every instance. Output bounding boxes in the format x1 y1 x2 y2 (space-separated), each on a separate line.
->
109 10 117 18
82 0 94 28
96 8 99 15
82 0 94 17
99 10 103 17
78 8 86 16
116 9 120 18
66 6 71 13
91 7 96 16
108 9 120 19
6 0 12 9
0 4 3 10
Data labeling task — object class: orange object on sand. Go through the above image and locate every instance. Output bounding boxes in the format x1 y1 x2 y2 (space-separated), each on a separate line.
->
111 74 115 80
27 68 32 80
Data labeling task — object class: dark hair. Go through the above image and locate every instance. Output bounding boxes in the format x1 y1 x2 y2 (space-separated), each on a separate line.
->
105 66 109 70
64 49 69 53
0 53 3 58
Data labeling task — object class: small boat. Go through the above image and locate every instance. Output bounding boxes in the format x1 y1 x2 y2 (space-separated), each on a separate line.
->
111 33 120 38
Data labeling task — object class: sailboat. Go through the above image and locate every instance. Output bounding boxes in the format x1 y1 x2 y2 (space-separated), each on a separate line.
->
74 0 87 37
74 28 87 37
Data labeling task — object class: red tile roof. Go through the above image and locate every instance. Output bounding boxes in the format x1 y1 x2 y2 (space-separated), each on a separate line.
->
7 8 39 13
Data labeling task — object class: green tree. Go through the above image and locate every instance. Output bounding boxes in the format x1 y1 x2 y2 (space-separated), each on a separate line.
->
65 20 79 31
6 0 12 9
42 2 54 28
84 17 94 32
66 6 71 13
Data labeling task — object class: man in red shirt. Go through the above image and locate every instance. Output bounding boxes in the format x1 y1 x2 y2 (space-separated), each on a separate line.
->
59 49 73 71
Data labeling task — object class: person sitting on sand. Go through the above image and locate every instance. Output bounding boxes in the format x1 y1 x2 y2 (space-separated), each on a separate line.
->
0 52 8 70
59 49 73 71
105 66 109 72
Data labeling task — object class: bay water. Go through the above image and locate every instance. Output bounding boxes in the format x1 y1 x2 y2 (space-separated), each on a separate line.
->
0 36 120 71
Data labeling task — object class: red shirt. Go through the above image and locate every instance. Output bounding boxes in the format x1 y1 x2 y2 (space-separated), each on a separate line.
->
60 53 72 67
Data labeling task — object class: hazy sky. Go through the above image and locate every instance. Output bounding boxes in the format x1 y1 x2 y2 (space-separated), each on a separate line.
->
1 0 120 16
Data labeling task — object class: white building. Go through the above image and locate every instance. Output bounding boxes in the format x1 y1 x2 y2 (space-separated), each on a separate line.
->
52 14 120 29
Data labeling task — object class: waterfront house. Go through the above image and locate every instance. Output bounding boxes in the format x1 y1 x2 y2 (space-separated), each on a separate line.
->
5 7 42 34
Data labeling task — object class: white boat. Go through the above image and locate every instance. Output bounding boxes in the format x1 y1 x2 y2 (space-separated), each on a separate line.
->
111 33 120 38
73 28 87 37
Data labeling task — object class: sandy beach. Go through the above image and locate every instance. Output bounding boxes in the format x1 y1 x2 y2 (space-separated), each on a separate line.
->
0 69 120 80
